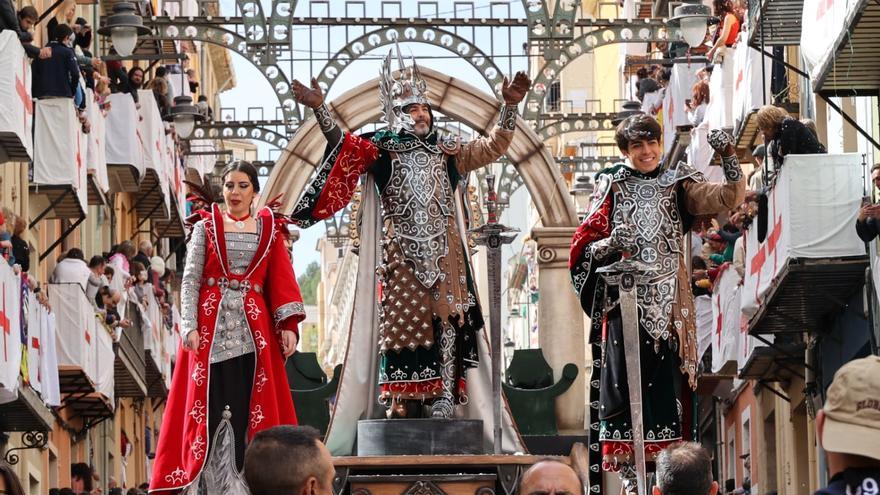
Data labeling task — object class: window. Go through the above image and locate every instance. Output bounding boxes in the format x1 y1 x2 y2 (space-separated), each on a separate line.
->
547 82 561 112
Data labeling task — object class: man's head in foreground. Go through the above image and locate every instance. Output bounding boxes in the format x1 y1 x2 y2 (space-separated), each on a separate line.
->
244 425 335 495
654 442 718 495
518 458 583 495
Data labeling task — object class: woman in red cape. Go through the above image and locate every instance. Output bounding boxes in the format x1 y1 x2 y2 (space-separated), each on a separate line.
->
150 162 304 494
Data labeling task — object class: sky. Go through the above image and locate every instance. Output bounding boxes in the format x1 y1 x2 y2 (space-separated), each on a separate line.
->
217 0 532 275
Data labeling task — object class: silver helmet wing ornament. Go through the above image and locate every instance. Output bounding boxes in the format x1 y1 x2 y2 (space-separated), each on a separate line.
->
379 39 431 134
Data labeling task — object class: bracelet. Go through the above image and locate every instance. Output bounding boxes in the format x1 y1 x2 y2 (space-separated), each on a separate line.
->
721 154 743 182
498 104 518 131
314 103 337 134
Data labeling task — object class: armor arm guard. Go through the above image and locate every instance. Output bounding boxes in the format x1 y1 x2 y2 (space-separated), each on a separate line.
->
455 104 517 174
180 220 206 339
313 103 343 147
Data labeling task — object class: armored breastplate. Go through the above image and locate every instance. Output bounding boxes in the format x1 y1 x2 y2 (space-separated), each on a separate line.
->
610 169 686 341
380 148 454 288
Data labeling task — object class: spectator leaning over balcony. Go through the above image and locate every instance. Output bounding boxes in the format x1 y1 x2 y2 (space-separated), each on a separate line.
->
687 79 710 126
86 255 107 304
856 163 880 243
31 23 79 102
10 214 28 272
148 76 171 116
16 6 51 59
757 105 826 170
109 240 135 280
707 0 741 62
50 248 91 291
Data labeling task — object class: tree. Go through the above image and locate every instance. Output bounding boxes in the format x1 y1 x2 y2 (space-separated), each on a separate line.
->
297 261 321 306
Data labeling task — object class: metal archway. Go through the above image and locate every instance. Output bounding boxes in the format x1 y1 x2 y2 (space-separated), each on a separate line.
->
148 18 302 124
261 65 577 228
314 26 506 98
523 19 669 121
191 121 290 148
536 113 618 140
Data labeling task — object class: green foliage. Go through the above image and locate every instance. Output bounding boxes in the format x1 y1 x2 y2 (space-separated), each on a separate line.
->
297 261 321 305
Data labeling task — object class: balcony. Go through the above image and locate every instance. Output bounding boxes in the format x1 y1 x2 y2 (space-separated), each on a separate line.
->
139 291 172 398
729 46 774 157
746 0 805 48
85 88 110 207
742 154 867 336
28 93 88 261
0 31 33 163
47 283 115 424
105 93 145 192
114 301 147 398
132 91 171 223
807 0 880 94
0 264 54 432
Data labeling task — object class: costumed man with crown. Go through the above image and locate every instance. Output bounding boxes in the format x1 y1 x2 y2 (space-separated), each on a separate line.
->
289 49 530 419
568 114 744 491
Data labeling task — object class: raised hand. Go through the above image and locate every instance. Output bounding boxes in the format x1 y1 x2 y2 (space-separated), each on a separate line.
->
291 77 324 109
501 71 531 105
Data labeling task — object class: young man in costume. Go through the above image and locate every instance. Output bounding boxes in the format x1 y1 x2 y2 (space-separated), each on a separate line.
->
569 114 744 490
289 50 529 419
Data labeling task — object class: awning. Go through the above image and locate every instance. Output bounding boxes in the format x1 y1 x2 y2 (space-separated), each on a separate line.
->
747 0 805 47
154 188 186 238
739 341 805 382
0 31 33 162
29 98 88 222
805 0 880 93
105 93 145 192
0 379 54 431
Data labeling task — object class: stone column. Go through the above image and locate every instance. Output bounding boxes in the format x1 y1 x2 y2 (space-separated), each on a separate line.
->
532 226 586 433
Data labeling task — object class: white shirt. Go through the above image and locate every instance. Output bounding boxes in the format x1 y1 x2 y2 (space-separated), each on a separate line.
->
50 258 92 292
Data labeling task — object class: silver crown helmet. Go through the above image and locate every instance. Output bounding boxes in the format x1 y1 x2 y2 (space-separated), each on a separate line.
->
379 39 431 134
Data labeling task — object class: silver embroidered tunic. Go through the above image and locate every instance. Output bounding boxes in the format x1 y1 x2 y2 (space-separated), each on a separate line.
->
180 221 260 364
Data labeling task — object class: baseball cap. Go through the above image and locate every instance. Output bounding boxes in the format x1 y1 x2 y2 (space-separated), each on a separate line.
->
821 355 880 460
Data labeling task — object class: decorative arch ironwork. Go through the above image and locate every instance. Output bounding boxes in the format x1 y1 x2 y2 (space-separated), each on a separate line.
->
314 26 506 97
536 113 618 140
148 17 302 124
522 19 669 121
191 121 290 148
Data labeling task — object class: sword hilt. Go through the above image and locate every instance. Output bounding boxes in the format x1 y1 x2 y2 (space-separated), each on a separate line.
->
485 174 498 225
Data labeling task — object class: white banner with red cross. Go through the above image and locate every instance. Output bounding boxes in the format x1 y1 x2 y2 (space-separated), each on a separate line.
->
86 88 110 195
0 262 22 404
741 153 865 317
32 98 88 214
26 292 61 406
0 30 34 162
48 283 97 384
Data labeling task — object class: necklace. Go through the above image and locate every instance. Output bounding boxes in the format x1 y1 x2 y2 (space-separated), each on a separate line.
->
226 211 251 230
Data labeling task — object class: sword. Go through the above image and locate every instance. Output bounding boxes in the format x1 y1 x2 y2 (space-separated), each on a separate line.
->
596 258 658 495
470 174 518 454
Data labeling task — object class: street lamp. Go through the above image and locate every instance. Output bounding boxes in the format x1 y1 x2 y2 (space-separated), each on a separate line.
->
611 100 644 126
164 96 204 139
97 2 151 57
666 0 717 49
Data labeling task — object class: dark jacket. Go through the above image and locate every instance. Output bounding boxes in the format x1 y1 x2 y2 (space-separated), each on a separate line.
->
0 0 22 38
856 217 880 243
11 235 28 272
31 41 80 99
813 468 880 495
770 116 826 166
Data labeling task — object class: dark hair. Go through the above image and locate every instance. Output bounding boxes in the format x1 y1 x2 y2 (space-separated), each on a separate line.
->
655 443 714 495
128 66 144 80
871 163 880 173
66 248 85 261
198 95 208 102
0 462 26 495
88 255 106 268
221 161 261 193
53 23 73 43
70 463 94 491
243 425 326 495
155 66 167 78
692 256 708 270
109 488 124 495
713 0 734 17
104 265 115 277
518 458 583 495
615 114 661 152
131 261 146 276
18 6 38 21
58 489 75 495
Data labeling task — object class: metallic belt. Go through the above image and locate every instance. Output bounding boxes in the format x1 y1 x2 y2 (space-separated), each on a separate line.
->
202 277 263 293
